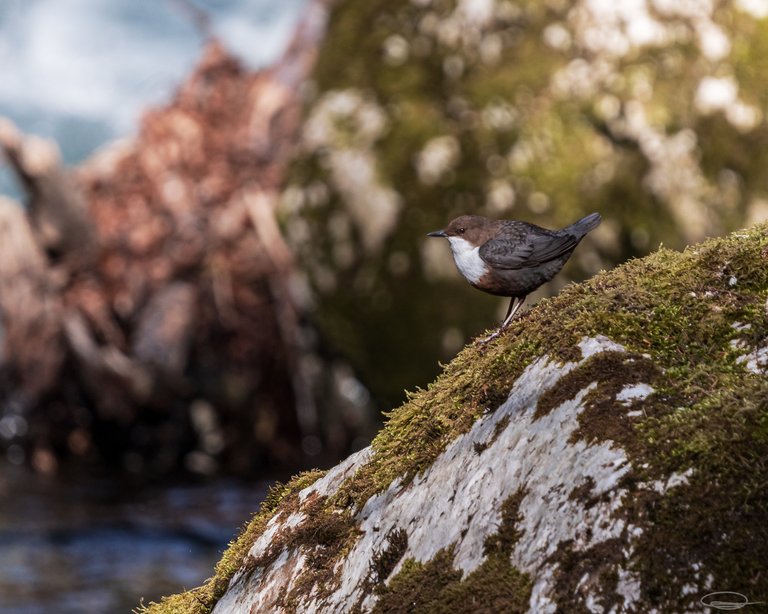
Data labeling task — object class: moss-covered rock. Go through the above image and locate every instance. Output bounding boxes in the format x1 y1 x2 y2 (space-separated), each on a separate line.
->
141 223 768 613
283 0 768 407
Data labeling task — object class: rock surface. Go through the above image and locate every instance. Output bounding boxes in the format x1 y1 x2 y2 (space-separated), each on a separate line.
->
144 224 768 612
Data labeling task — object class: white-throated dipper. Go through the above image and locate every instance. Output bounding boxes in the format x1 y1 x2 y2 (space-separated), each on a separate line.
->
427 212 601 338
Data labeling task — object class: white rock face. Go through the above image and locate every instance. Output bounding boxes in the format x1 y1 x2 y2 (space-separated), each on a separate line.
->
214 336 657 614
617 382 655 404
736 343 768 374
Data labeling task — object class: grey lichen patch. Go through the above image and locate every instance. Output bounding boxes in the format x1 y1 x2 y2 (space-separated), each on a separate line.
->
373 491 532 614
532 343 768 609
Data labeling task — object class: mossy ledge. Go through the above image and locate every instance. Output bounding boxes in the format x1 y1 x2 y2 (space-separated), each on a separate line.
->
141 223 768 613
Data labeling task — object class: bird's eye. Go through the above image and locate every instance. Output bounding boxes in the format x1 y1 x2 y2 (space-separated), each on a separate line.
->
457 227 465 235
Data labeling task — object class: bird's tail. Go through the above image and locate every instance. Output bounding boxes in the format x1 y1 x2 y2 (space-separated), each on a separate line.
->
568 212 601 237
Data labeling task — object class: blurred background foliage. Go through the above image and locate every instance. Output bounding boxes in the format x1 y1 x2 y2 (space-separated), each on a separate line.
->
283 0 768 408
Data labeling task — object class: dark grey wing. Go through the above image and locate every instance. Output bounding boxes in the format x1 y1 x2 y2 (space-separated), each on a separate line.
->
478 237 535 269
479 229 579 270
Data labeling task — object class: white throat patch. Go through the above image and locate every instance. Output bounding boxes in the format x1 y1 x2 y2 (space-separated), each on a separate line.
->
447 237 487 284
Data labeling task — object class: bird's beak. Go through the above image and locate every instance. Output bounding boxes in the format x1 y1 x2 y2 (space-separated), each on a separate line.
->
427 230 447 238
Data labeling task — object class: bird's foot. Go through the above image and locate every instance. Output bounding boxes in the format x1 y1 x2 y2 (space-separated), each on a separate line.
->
478 327 504 344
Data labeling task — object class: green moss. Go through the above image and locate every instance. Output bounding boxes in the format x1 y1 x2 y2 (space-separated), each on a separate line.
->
593 375 768 611
372 550 464 613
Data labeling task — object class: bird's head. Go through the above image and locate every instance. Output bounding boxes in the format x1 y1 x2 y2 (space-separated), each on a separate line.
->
427 215 492 246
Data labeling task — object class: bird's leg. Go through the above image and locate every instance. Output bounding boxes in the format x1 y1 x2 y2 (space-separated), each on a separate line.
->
501 297 518 327
500 296 525 329
478 296 526 344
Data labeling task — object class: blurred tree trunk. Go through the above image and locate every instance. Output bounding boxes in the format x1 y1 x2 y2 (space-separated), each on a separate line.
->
0 0 367 477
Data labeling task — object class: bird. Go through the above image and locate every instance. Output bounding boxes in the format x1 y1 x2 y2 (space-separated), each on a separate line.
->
427 212 601 339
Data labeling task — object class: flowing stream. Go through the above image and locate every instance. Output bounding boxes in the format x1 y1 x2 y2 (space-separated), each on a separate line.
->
0 463 272 613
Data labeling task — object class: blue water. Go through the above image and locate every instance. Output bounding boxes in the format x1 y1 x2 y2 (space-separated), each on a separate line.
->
0 464 272 613
0 0 307 197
